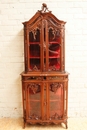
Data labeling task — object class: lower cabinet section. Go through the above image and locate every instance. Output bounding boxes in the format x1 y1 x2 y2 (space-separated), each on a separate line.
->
21 72 68 129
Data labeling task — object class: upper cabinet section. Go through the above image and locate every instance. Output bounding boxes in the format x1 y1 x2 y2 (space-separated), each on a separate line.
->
23 3 66 73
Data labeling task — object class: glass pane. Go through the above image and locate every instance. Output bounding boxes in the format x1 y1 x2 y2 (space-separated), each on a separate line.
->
48 28 61 71
49 82 64 120
29 29 41 71
30 44 40 57
28 83 41 120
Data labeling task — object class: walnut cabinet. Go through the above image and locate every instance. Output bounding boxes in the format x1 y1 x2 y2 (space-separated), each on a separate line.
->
21 3 69 129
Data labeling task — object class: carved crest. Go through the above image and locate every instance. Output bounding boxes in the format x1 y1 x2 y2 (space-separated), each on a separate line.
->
38 3 51 13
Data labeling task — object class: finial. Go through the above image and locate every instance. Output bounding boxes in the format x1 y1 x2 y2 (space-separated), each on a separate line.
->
38 3 51 13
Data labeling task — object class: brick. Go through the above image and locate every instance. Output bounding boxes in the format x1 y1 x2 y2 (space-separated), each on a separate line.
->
1 0 19 4
0 4 9 9
74 2 87 7
67 8 82 14
1 19 17 25
1 9 17 15
74 13 87 19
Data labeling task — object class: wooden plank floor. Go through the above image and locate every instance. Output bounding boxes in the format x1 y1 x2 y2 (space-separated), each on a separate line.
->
0 118 87 130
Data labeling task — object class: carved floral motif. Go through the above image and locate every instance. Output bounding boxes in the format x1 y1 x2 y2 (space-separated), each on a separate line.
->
50 113 63 120
50 83 63 93
27 76 43 80
33 65 39 71
29 114 40 120
29 22 41 40
48 65 57 71
48 26 61 40
32 27 40 40
48 76 63 80
28 83 40 94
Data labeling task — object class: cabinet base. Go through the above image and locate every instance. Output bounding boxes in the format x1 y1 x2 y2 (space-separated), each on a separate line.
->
23 119 68 129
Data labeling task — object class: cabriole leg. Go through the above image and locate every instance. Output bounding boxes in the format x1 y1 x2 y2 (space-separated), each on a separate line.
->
23 118 26 129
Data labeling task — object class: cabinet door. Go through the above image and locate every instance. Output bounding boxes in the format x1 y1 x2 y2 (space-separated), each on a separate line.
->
48 82 64 120
25 81 42 121
45 19 65 72
48 80 67 120
48 27 61 71
28 25 42 72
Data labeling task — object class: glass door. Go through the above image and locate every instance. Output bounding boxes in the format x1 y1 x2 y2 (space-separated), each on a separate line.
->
48 82 64 120
48 28 61 71
28 28 41 71
27 82 42 120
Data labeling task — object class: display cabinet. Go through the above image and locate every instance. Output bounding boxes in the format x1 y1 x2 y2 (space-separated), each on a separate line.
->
21 3 69 129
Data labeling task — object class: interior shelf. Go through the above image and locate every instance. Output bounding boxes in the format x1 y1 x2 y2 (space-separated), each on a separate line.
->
29 42 40 44
30 57 40 58
49 42 60 44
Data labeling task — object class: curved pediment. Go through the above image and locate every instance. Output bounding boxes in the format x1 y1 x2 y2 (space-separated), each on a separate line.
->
23 4 66 30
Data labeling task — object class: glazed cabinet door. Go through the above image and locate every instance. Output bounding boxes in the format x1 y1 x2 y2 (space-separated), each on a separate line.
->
48 27 61 71
47 77 68 121
45 19 65 72
22 80 43 122
22 76 49 123
24 21 43 72
28 28 41 72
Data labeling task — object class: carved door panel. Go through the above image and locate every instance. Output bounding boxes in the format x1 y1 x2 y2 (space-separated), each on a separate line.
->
26 82 42 120
48 82 64 120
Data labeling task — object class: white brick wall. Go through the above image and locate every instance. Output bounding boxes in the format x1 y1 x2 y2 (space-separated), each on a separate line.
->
0 0 87 118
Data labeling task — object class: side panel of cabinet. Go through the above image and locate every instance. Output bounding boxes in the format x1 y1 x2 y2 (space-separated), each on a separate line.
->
24 25 29 72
